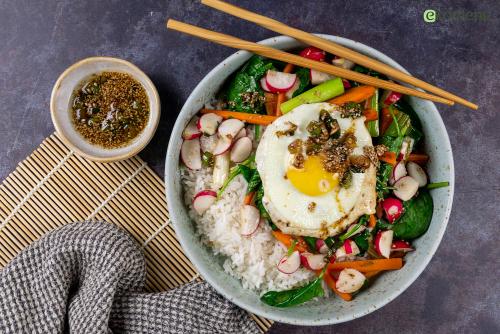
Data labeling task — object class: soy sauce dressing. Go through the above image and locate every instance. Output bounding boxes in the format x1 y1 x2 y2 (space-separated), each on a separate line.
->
71 72 149 149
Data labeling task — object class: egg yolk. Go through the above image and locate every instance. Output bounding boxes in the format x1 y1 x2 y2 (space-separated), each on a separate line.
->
286 155 338 196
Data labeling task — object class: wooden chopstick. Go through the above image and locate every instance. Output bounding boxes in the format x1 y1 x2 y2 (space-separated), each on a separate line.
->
166 19 453 106
202 0 478 110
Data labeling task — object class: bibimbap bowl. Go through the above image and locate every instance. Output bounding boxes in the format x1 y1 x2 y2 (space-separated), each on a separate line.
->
165 35 454 325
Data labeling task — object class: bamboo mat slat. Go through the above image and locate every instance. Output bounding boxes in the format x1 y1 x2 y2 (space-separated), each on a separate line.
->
0 132 272 333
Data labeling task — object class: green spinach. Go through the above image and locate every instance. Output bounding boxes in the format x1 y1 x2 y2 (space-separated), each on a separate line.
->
391 191 434 239
292 67 311 97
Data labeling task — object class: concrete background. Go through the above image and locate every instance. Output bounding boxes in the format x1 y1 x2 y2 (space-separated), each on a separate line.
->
0 0 498 333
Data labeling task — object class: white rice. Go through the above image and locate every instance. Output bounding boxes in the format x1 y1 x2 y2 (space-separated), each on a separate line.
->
180 166 316 293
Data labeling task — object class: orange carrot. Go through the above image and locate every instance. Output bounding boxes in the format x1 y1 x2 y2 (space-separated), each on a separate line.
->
321 270 353 301
264 92 277 115
327 258 403 272
328 86 376 105
368 214 377 228
363 108 378 122
271 230 308 253
276 63 295 116
408 153 429 165
243 192 255 205
200 109 277 125
379 151 397 166
364 271 381 279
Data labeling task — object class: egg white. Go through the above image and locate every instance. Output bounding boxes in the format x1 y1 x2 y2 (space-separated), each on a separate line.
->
255 102 376 238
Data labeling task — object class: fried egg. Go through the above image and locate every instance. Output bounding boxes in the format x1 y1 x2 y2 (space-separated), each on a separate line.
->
255 102 376 238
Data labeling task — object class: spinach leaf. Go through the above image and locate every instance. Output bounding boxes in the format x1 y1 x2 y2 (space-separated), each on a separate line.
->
255 185 270 220
354 230 371 252
303 236 318 253
292 67 311 97
392 191 434 239
246 170 262 194
260 269 325 307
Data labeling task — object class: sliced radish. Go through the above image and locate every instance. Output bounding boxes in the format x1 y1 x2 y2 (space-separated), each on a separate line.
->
285 79 301 100
212 152 230 189
344 239 353 254
310 69 335 85
336 268 366 293
393 176 419 201
277 250 300 274
230 137 252 163
381 90 403 107
234 127 247 140
299 46 326 62
335 240 360 260
260 76 272 92
182 117 202 140
342 79 351 89
200 134 218 153
197 113 223 135
240 205 261 236
300 252 326 270
389 160 407 185
192 190 217 214
181 138 202 170
399 137 415 161
316 239 329 254
382 197 404 223
406 161 428 187
218 119 245 141
265 70 297 93
391 240 414 253
212 137 232 156
332 57 355 69
374 230 394 258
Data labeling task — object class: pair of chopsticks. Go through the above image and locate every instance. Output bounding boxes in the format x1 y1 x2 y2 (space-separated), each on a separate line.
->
166 0 477 110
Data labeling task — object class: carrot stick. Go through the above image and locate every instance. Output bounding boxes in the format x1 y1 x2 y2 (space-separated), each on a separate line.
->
243 192 255 205
408 153 429 165
368 214 377 228
321 270 353 301
200 109 277 125
364 271 381 279
264 92 277 115
380 107 394 134
328 85 376 105
271 230 308 253
276 63 295 116
363 108 378 122
379 151 397 166
327 258 403 272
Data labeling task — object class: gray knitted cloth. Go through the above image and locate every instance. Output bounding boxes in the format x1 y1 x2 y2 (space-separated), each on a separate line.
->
0 222 260 334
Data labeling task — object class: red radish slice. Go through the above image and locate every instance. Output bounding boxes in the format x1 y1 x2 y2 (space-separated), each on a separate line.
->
240 205 261 236
212 137 232 156
200 134 218 153
342 79 351 89
265 70 297 93
381 90 403 106
393 176 419 201
344 239 353 254
399 137 415 160
389 160 407 185
230 137 252 163
332 57 355 69
310 69 335 85
316 239 329 254
374 230 394 258
192 190 217 214
234 127 247 140
260 77 272 92
181 138 202 170
391 240 414 253
182 117 202 140
218 119 245 141
300 252 326 270
382 197 404 223
335 240 360 260
406 161 428 187
299 46 326 61
277 250 300 274
212 152 230 189
285 79 301 100
197 113 223 135
336 269 366 293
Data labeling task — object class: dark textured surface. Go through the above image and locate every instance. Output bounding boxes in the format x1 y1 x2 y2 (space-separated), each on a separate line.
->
0 0 498 333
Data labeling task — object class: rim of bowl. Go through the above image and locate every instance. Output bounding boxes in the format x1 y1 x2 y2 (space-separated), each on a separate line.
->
165 35 455 325
50 56 161 162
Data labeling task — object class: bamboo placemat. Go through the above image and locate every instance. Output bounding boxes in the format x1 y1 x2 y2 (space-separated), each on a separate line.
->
0 132 273 333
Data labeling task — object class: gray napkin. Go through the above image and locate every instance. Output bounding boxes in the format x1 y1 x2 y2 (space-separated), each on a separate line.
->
0 222 260 334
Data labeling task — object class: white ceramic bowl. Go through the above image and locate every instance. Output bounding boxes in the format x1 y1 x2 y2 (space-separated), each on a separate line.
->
165 35 454 325
51 56 160 162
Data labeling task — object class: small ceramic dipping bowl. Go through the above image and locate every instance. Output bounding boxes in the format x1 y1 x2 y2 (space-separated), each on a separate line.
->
50 56 160 162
